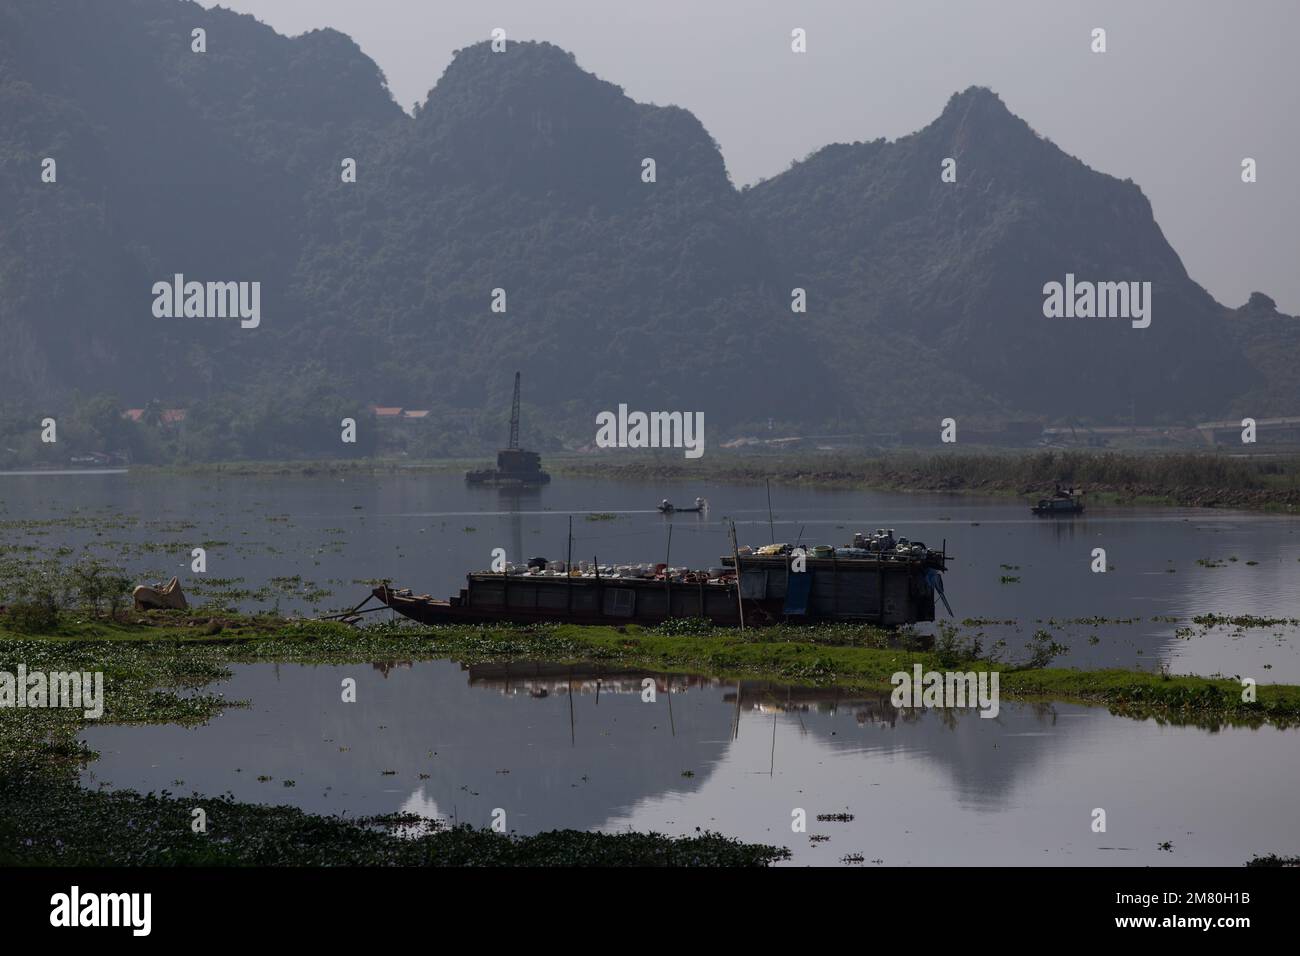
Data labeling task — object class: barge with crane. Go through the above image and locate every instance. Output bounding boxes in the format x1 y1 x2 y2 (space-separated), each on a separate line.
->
465 372 551 486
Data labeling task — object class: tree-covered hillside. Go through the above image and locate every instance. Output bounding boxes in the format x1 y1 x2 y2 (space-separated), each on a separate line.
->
2 0 1296 459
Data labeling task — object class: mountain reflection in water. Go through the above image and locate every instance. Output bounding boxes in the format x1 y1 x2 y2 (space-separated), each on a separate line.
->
79 658 1300 866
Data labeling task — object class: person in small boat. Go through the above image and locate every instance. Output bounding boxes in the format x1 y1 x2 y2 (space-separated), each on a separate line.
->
661 498 672 512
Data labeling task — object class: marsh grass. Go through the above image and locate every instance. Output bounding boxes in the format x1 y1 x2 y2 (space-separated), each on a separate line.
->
551 449 1300 510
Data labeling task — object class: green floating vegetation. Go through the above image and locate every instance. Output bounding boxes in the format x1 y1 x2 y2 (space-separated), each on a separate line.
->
1192 613 1299 629
1246 854 1300 867
0 775 787 867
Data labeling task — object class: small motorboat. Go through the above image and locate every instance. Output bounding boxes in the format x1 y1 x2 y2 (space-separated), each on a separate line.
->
658 496 708 514
1032 486 1084 516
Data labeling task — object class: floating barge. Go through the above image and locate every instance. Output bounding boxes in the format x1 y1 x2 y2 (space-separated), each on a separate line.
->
372 531 949 628
465 448 551 486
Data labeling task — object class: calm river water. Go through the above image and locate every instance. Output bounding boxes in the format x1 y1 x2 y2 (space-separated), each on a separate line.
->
3 469 1297 864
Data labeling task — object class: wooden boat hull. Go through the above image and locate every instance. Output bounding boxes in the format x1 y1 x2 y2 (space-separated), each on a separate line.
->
1031 503 1084 516
465 471 551 485
373 582 779 627
373 551 943 629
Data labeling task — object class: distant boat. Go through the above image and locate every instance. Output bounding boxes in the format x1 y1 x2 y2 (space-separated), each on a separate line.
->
465 372 551 486
657 497 707 514
1032 487 1084 516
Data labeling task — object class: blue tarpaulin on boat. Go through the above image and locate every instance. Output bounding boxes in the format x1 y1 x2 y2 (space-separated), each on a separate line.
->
926 568 953 617
784 569 813 615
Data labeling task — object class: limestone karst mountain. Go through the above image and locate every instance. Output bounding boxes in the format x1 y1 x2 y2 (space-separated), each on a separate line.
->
1 0 1292 451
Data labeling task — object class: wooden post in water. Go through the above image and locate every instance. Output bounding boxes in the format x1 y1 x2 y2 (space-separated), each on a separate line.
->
832 550 839 619
729 521 745 631
877 560 885 625
663 524 673 620
770 711 777 776
667 679 676 737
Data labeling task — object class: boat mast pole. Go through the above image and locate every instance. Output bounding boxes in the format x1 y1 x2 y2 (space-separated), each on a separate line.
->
766 479 775 544
566 515 574 618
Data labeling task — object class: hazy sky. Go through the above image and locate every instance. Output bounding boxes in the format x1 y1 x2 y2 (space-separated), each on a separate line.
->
200 0 1300 312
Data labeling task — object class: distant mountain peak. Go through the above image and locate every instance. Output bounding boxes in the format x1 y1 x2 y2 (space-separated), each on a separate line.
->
943 85 1010 114
425 39 595 106
929 85 1037 147
445 38 582 71
1245 291 1279 313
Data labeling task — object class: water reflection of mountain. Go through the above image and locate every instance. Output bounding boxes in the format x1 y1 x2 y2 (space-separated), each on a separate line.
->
320 659 736 833
83 657 1068 832
459 663 1068 811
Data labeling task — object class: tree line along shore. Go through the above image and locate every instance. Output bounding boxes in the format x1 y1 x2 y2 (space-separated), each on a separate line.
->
96 449 1300 513
549 449 1300 511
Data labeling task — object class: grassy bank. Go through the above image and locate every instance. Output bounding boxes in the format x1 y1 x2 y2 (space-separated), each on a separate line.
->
406 621 1300 729
5 613 1298 731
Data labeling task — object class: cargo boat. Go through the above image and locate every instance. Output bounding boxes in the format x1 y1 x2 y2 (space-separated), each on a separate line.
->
371 531 950 628
1031 486 1084 516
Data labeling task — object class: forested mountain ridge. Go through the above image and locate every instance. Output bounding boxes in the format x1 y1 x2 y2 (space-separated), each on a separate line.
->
1 0 1294 462
742 86 1253 423
0 0 401 406
289 38 832 427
